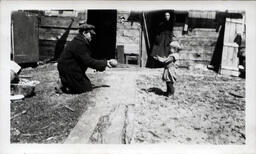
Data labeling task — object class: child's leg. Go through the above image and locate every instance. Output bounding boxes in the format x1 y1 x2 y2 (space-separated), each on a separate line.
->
169 82 175 95
166 82 175 95
166 82 170 93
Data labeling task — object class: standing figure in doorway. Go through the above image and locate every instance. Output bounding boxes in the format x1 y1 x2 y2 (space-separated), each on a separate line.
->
150 12 175 65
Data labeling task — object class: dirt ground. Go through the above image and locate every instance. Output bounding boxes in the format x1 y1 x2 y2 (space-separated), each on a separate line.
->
10 63 245 144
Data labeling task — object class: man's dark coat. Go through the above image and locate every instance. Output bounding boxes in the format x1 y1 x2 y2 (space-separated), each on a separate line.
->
57 33 107 94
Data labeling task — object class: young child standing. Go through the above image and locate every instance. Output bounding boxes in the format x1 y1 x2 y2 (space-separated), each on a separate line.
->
154 41 181 97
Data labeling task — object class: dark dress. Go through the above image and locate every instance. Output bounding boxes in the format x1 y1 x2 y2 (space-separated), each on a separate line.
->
150 20 174 58
57 34 107 94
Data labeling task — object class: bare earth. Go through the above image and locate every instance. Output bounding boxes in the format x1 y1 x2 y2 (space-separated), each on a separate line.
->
10 63 245 144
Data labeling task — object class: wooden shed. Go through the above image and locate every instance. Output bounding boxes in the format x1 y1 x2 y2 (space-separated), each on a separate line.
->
11 9 245 73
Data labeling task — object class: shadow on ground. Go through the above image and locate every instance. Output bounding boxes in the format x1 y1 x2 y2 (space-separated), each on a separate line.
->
142 87 166 96
92 84 110 89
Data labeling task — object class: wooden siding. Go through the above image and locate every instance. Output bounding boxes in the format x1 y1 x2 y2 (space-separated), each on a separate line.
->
38 10 87 60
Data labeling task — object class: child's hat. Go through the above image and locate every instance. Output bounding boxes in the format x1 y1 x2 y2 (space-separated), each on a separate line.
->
170 41 181 49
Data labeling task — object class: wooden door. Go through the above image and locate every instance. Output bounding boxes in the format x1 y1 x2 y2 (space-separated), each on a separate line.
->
220 18 243 76
11 11 39 63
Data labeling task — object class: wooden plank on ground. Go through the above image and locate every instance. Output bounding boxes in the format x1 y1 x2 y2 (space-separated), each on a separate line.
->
102 104 127 144
64 72 137 144
64 106 112 144
125 105 135 144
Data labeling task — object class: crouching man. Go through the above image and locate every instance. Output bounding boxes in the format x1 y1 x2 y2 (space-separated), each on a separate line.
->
57 22 112 94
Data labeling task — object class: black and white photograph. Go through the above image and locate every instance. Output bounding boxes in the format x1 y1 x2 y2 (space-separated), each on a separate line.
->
1 1 256 154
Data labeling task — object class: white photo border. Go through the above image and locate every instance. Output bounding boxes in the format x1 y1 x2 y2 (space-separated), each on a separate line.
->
0 1 256 154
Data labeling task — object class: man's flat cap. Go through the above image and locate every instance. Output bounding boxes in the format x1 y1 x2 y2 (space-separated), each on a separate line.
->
78 22 96 35
78 23 95 30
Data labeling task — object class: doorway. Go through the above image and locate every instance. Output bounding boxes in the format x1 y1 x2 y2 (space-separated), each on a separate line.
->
87 10 117 60
143 10 175 68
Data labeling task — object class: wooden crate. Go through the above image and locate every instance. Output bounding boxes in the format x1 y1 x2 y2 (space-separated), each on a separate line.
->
220 42 239 76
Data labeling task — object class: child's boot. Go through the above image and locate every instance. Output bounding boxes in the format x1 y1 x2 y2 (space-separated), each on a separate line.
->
166 82 175 97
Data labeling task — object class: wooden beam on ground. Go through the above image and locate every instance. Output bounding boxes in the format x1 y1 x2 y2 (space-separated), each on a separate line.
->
64 106 112 144
102 104 127 144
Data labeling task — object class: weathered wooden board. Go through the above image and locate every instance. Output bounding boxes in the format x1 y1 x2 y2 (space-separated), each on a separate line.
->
178 60 210 67
44 10 86 18
116 44 140 55
178 38 218 44
124 105 135 144
173 28 219 38
39 28 78 41
220 43 239 76
178 52 213 61
181 45 216 53
123 44 140 54
221 43 239 68
40 16 82 29
220 68 240 76
223 18 243 43
102 104 126 144
116 45 125 64
188 10 216 19
65 106 112 144
116 34 140 44
12 11 39 63
117 22 141 30
220 17 243 76
140 29 148 67
39 40 57 46
189 28 219 37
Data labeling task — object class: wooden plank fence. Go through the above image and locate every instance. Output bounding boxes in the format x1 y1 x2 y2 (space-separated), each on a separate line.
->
38 10 87 60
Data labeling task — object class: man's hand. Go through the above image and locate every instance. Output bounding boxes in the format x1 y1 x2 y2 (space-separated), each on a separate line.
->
107 59 118 68
107 60 112 68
